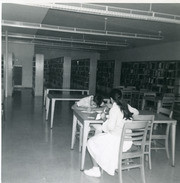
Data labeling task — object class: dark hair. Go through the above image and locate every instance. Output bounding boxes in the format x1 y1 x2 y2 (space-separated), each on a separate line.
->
93 95 103 107
110 89 133 120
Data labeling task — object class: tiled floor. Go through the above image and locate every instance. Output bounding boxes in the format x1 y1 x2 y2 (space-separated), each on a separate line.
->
2 89 180 183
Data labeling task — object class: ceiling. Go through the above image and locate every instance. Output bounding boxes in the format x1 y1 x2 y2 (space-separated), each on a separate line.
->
2 2 180 52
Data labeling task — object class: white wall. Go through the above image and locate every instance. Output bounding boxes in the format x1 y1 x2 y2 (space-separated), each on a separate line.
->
35 46 100 60
2 42 34 88
103 41 180 62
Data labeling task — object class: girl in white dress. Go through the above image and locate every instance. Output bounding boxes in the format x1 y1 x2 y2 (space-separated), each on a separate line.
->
84 89 139 177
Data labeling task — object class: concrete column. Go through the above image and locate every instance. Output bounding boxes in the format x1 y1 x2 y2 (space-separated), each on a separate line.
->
63 56 71 93
113 59 121 88
89 55 99 95
5 31 8 97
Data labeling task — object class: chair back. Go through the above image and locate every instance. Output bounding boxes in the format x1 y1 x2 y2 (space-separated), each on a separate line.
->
119 121 149 157
115 86 125 90
122 90 132 104
144 92 156 97
161 94 174 110
158 107 173 118
133 115 154 141
124 86 136 90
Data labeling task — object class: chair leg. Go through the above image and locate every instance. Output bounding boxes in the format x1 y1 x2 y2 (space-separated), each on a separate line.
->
148 152 152 170
140 157 146 183
118 164 123 183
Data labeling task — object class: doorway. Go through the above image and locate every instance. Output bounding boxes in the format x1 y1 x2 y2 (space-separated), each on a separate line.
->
13 65 22 88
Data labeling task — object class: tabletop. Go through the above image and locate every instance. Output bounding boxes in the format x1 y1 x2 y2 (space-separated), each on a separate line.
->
71 104 105 122
139 110 177 124
48 93 88 100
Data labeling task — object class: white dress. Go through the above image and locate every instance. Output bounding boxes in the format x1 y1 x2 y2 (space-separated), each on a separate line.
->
87 102 139 176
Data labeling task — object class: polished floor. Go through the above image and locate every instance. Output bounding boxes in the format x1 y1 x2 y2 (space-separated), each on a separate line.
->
2 89 180 183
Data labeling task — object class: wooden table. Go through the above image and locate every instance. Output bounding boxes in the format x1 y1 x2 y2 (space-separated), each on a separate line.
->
71 107 177 171
45 93 88 128
44 88 89 106
71 104 104 170
139 110 177 167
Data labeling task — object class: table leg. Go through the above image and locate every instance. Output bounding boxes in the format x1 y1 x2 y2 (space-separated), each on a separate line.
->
71 114 78 150
142 98 145 110
45 97 50 120
81 122 90 171
50 99 56 129
44 89 47 106
171 123 176 167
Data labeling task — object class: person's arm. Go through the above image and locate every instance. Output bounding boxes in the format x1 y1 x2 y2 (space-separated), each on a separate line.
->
102 106 123 132
128 104 139 116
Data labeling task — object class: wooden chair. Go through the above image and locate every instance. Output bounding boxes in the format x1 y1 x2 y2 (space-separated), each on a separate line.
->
118 121 149 183
115 86 125 90
143 92 156 111
138 89 148 109
161 93 175 110
122 90 132 105
133 115 154 169
151 107 173 159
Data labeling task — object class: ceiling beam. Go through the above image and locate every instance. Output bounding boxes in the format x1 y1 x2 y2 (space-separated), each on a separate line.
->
2 20 163 41
13 2 180 25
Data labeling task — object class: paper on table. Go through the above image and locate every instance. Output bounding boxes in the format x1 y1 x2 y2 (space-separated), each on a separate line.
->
96 113 101 120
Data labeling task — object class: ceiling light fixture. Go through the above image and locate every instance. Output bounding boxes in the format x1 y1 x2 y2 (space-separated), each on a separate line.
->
2 32 129 47
2 39 109 51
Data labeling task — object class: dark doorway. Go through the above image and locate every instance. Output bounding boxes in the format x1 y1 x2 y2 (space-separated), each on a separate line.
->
13 66 22 86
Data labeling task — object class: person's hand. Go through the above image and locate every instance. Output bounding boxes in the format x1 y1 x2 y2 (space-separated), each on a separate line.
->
100 112 106 121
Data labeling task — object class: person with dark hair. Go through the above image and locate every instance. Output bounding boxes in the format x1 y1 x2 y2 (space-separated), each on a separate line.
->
84 89 139 177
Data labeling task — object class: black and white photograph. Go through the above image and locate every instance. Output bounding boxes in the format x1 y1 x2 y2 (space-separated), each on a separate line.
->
1 1 180 183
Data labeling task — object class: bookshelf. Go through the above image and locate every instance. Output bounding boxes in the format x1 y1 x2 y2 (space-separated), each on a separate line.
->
44 57 64 88
120 61 179 96
96 59 115 95
70 59 90 89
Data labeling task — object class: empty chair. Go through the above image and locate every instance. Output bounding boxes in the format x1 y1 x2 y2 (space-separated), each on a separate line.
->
125 86 136 90
151 107 173 159
161 93 175 110
138 89 148 109
115 86 125 90
118 121 149 183
122 90 132 105
133 115 154 169
143 92 156 111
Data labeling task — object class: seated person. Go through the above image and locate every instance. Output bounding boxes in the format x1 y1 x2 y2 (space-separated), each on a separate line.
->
76 94 108 135
76 95 104 108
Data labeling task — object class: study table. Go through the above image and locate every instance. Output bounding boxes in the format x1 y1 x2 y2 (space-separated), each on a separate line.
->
71 106 177 170
71 104 104 171
46 93 88 128
139 110 177 167
44 88 89 106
